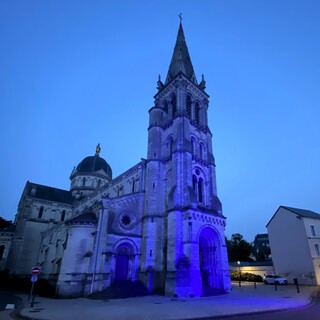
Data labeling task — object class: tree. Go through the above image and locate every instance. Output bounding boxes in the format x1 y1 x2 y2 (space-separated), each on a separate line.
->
0 217 12 230
226 233 252 262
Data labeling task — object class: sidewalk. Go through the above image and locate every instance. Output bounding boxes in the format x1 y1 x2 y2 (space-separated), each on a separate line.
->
16 283 318 320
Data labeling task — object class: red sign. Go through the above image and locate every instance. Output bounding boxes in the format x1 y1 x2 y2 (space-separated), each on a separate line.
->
32 266 41 275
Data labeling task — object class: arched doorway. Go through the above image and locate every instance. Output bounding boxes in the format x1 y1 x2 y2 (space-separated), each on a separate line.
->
115 243 131 281
198 227 221 293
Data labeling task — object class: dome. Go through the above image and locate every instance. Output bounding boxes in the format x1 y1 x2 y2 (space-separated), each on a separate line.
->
76 155 112 177
73 144 112 179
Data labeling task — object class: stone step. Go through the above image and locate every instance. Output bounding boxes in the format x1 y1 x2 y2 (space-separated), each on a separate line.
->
88 280 149 300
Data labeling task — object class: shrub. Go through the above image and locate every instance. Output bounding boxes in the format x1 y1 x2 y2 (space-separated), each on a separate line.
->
230 270 262 282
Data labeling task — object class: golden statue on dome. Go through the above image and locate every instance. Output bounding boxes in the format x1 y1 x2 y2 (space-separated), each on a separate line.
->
95 143 101 156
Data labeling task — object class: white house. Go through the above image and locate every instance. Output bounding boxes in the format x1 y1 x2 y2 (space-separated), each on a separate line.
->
266 206 320 285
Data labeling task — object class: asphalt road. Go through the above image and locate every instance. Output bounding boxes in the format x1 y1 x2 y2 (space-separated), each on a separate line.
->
0 291 21 311
190 291 320 320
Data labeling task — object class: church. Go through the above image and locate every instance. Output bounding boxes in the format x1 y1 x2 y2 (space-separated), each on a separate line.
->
6 22 231 298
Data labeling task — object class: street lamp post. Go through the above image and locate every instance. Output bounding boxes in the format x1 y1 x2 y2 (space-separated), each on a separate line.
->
237 261 241 287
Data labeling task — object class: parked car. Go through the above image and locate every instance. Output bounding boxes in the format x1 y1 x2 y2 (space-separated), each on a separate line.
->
263 274 288 285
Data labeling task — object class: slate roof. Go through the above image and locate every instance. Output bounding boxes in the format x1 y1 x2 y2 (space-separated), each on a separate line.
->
281 206 320 219
67 211 97 224
26 181 73 205
266 205 320 227
165 22 197 84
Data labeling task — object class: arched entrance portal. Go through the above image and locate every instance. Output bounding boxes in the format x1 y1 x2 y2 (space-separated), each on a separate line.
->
199 227 221 293
115 244 131 281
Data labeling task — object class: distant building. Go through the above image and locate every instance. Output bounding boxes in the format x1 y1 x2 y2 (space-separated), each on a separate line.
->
251 233 271 261
266 206 320 285
6 23 231 298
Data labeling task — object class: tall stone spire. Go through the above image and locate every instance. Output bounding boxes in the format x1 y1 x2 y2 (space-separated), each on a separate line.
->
165 22 197 85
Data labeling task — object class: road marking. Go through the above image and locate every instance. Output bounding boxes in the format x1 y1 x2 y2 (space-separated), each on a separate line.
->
5 304 15 310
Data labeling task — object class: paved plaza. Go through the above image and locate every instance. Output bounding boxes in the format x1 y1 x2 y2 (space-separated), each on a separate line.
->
3 283 315 320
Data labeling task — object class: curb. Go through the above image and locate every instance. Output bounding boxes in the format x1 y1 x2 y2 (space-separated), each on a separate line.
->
175 288 320 320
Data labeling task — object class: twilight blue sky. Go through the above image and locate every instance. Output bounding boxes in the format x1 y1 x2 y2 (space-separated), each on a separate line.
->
1 1 319 242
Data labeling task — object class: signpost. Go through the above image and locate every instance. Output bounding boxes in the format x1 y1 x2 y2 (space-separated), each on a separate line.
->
29 266 41 307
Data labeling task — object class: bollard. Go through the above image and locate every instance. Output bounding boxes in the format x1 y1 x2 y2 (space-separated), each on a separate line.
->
293 278 300 293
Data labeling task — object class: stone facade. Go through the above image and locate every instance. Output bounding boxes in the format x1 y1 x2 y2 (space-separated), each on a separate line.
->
0 225 15 271
6 23 231 297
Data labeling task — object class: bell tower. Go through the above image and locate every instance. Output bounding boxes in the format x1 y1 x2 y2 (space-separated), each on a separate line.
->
140 22 230 296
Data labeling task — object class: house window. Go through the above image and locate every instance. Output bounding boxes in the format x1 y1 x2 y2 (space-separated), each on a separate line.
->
315 244 320 256
311 225 316 237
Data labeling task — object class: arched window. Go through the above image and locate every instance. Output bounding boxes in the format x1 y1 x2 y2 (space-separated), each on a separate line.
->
198 178 203 203
61 210 65 222
171 94 177 117
195 102 200 125
132 179 138 193
192 175 197 191
38 206 44 219
192 171 205 204
0 245 5 260
163 100 168 113
199 143 204 159
118 186 124 196
186 94 192 118
170 138 173 157
191 138 195 155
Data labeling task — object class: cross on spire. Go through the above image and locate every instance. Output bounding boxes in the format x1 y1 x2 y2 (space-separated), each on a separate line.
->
178 13 183 23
